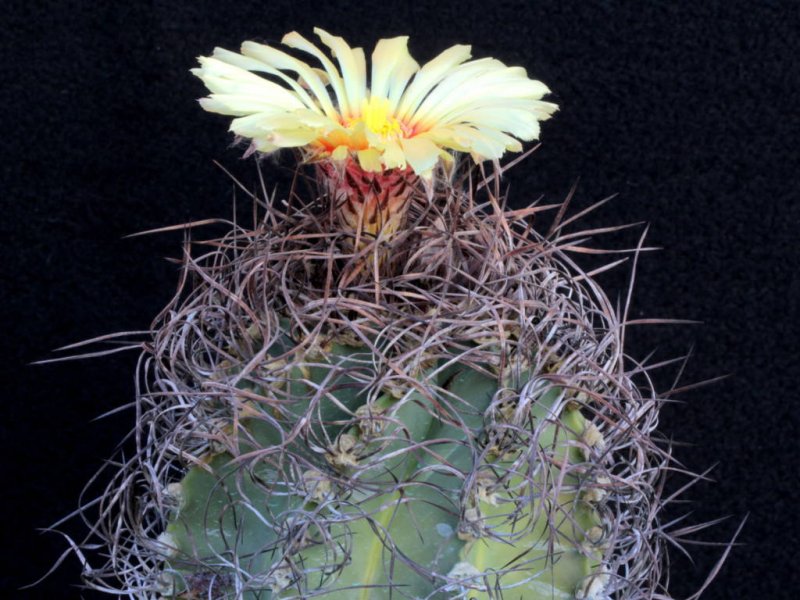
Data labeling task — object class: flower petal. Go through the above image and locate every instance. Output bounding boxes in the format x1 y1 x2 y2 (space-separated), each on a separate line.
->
420 124 517 160
406 57 504 126
192 57 306 111
227 110 336 152
380 139 407 170
282 31 351 117
237 42 338 118
331 145 349 160
399 136 442 176
199 96 288 116
208 47 320 115
228 113 275 138
370 36 420 105
314 28 367 115
442 107 548 140
413 75 552 131
193 30 558 172
395 44 472 122
357 148 383 172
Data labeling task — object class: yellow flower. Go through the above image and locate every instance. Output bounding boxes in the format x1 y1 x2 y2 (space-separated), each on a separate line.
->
192 28 558 180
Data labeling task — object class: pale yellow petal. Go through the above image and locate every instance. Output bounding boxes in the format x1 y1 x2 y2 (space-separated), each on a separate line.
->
282 31 351 117
370 36 420 104
395 44 472 121
330 145 349 160
442 107 544 140
357 148 383 172
399 136 441 175
406 57 503 126
352 47 367 107
210 47 320 114
192 57 305 110
417 126 470 153
291 109 340 130
386 54 421 112
228 112 331 149
314 28 367 114
434 125 517 160
380 139 407 170
263 128 321 147
308 67 330 85
198 76 302 107
199 95 290 116
532 100 560 121
227 113 273 138
237 42 338 118
251 110 334 131
194 73 270 97
251 138 279 153
412 69 552 128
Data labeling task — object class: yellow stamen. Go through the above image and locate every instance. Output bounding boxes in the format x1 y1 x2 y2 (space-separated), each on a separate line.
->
358 96 403 139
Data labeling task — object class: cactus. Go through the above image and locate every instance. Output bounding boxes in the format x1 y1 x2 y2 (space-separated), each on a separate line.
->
65 28 707 600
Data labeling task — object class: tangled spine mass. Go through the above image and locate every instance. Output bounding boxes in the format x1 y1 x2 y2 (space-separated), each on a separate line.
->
74 159 690 599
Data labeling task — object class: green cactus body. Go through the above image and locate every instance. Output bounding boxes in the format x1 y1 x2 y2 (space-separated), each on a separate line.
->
158 332 606 599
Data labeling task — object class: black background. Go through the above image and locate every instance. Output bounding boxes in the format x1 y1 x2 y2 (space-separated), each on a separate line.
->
2 1 798 598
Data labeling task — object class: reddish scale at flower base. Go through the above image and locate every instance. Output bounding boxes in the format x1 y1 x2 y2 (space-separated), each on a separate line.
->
316 158 419 240
312 95 424 239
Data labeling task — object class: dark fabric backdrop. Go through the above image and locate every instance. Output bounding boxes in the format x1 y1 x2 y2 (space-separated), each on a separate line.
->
2 1 797 597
